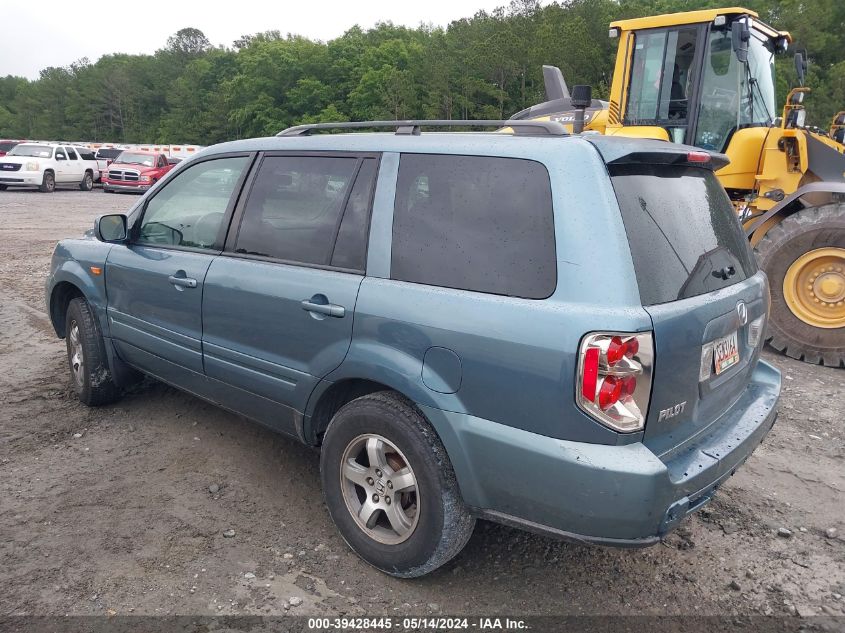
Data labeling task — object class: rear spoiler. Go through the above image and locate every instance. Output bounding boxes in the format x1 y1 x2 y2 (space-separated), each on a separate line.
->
605 149 730 171
585 136 730 171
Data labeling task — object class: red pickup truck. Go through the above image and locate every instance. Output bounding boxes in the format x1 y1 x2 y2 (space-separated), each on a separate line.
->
102 150 174 193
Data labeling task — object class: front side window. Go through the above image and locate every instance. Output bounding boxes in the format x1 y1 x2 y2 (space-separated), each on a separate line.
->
235 155 373 268
136 156 249 250
391 154 556 299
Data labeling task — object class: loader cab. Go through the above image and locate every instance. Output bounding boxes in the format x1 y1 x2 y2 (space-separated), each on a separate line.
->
613 10 783 153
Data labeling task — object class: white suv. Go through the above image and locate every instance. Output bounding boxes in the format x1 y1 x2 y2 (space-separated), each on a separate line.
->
0 143 99 192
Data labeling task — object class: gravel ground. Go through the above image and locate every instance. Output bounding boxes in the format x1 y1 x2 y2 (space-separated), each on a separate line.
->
0 188 843 620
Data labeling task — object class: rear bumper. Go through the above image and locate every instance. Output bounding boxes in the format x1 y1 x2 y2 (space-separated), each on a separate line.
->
102 182 150 193
420 359 780 544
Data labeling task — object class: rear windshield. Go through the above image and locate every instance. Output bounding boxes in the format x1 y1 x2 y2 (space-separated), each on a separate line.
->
610 164 756 305
0 141 18 152
96 148 122 159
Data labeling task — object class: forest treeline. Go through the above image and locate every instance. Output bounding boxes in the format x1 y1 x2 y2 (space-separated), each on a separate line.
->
1 0 843 143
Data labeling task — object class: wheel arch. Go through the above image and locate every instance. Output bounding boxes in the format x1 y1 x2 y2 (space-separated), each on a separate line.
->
49 280 85 338
748 182 845 246
47 258 109 338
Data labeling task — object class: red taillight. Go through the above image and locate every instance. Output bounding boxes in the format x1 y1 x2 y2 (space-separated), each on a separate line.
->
582 347 599 401
620 375 637 397
687 151 710 163
598 376 621 410
577 332 653 432
606 336 626 365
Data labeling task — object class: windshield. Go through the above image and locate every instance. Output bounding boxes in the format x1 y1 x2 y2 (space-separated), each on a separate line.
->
694 26 775 151
116 152 155 167
8 144 53 158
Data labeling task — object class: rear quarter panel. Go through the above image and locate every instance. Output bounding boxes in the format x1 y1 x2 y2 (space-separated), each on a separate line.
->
325 138 653 444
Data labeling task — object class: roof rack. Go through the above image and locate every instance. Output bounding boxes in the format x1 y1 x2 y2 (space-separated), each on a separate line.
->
276 119 567 137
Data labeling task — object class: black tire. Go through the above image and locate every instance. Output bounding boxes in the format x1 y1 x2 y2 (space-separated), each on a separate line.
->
0 184 7 191
104 187 114 194
79 171 93 191
39 171 55 193
320 392 475 578
65 297 121 406
754 203 845 367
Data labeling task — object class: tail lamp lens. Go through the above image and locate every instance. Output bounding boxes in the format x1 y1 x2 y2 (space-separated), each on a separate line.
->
699 341 715 382
747 315 766 348
577 332 653 432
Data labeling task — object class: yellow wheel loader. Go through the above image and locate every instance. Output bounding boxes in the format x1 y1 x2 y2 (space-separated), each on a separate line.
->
513 7 845 367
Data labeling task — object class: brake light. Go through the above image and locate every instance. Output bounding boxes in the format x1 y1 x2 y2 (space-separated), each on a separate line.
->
577 331 653 432
687 151 711 163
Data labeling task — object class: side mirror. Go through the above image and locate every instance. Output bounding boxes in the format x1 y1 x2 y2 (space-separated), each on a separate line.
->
96 214 128 242
731 19 750 64
794 51 807 86
55 152 66 161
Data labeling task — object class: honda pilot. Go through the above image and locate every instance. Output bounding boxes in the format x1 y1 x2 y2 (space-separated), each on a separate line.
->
45 120 780 577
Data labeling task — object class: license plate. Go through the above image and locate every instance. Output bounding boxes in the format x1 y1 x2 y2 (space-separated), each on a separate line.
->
713 331 740 375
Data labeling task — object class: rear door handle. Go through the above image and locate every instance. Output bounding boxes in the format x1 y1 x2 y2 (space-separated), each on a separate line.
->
168 275 197 288
301 299 345 318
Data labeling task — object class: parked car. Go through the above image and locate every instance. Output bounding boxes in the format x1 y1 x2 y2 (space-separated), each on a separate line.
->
93 147 124 182
46 120 780 578
102 150 174 193
0 143 97 192
0 139 21 157
72 146 101 186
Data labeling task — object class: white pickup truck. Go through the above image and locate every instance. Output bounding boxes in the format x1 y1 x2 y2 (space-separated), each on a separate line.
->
0 143 99 192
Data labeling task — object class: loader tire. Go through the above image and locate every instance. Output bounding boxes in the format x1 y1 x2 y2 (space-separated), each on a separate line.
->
754 204 845 367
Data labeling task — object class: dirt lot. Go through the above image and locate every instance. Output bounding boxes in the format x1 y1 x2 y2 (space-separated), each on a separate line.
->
0 188 843 621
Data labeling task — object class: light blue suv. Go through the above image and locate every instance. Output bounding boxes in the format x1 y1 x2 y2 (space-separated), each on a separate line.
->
46 120 780 577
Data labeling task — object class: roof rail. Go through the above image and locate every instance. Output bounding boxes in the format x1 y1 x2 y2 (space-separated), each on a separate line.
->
277 119 567 137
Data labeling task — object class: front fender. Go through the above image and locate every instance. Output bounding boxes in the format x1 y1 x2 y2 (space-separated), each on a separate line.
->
46 239 113 337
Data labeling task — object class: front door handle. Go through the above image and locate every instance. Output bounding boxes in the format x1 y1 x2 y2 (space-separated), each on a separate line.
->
301 299 345 318
168 275 197 288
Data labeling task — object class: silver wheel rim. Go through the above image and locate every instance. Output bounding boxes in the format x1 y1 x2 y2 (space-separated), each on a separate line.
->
68 321 84 386
340 433 420 545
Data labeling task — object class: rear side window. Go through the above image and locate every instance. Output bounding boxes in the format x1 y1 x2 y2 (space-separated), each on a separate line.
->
391 154 556 299
610 164 756 305
235 155 375 269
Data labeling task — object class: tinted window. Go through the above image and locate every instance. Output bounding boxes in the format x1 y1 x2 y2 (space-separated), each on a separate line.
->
76 148 96 160
610 164 756 305
235 156 361 266
391 154 556 299
8 144 52 158
96 148 122 159
332 159 377 270
137 156 248 250
65 148 78 160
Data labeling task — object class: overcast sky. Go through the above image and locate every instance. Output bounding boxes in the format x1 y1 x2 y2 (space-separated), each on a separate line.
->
2 0 512 79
